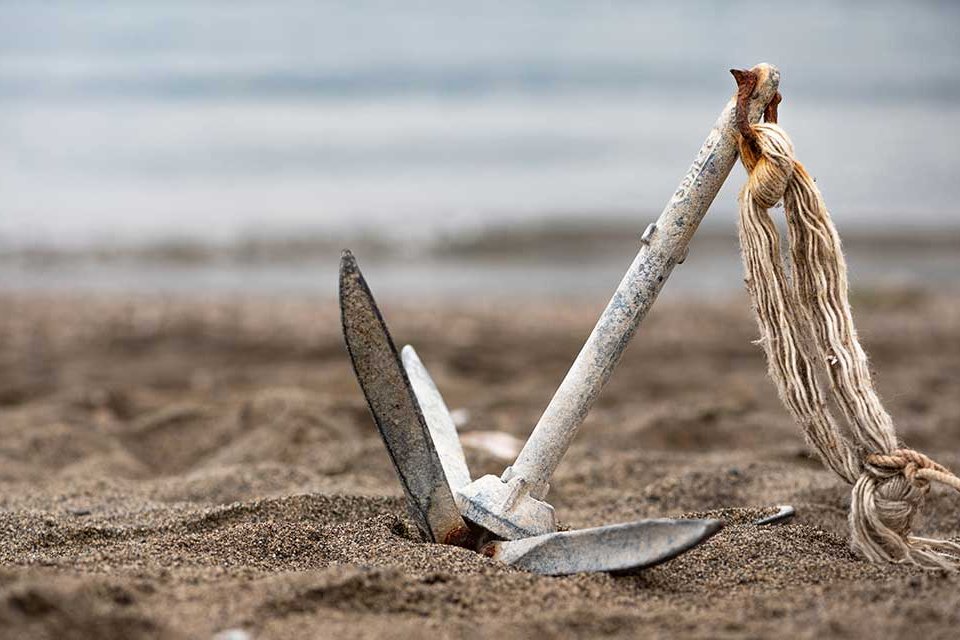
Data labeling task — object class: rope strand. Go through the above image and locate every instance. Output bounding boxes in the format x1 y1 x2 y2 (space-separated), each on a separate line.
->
737 121 960 568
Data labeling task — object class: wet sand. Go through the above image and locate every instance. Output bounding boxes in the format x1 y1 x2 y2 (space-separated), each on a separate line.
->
1 290 959 639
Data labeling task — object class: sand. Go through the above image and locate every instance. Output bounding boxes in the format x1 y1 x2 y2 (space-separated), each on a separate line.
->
1 289 959 639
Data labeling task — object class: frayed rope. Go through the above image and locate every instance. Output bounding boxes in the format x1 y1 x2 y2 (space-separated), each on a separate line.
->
736 121 960 569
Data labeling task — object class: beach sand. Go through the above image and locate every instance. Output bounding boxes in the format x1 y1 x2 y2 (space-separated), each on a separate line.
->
1 290 959 639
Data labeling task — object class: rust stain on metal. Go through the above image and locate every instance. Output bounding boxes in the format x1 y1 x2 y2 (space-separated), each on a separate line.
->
730 68 761 154
732 67 782 141
442 524 476 549
764 91 782 124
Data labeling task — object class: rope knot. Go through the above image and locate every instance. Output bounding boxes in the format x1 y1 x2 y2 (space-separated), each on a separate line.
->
740 123 796 210
866 448 960 494
852 449 960 566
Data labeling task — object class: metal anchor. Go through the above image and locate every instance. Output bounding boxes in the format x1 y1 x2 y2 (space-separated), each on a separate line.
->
340 251 723 573
340 64 792 576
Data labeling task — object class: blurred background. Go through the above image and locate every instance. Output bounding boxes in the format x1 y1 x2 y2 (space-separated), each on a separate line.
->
1 1 958 300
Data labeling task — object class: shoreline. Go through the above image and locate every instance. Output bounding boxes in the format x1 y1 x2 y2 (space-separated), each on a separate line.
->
3 226 958 299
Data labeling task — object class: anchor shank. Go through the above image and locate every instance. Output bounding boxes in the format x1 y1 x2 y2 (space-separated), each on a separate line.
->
508 64 781 497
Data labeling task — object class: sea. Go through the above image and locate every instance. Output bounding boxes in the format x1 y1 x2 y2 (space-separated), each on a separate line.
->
1 1 958 298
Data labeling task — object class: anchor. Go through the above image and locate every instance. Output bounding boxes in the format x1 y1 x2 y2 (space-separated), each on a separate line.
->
340 63 794 575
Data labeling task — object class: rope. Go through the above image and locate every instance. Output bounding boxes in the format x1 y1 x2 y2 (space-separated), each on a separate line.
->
736 119 960 569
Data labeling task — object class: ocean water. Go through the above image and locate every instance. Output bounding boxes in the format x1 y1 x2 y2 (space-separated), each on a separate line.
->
2 1 960 246
0 2 958 296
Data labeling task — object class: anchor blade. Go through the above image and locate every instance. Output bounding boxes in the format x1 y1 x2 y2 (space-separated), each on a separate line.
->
401 345 472 492
754 504 796 526
339 250 470 546
484 518 723 576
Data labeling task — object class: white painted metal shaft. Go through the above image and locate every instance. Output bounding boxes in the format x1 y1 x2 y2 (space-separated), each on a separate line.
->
507 64 781 498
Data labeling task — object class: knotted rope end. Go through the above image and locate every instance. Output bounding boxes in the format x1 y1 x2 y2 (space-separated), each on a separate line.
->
851 454 960 569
